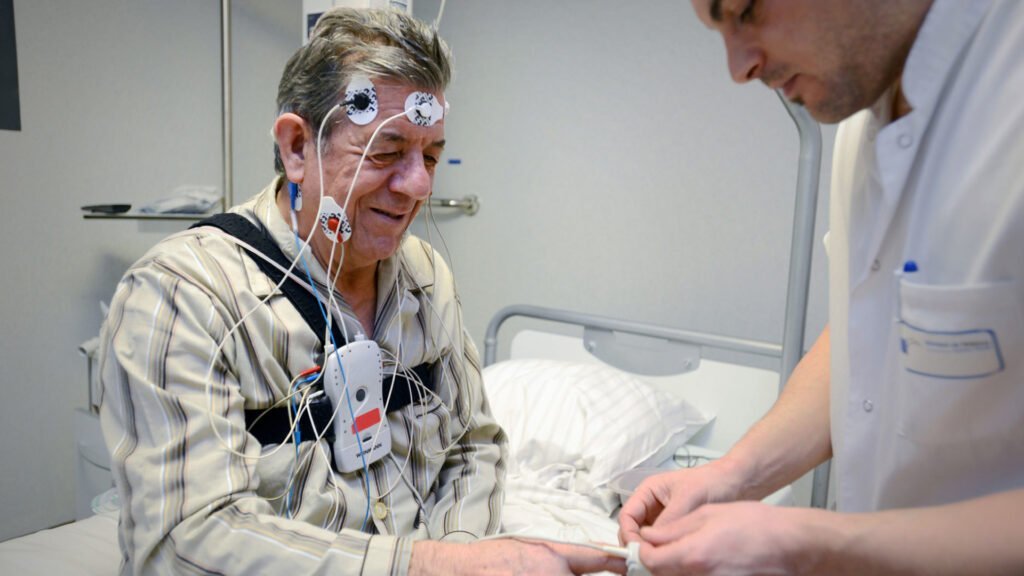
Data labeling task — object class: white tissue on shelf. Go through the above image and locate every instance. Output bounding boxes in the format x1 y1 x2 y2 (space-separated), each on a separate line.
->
138 185 221 214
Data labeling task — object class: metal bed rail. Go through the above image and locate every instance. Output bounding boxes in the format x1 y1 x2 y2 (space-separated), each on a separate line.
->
429 194 479 215
483 304 782 369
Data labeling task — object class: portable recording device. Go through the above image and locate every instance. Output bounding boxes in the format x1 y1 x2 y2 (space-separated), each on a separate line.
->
322 339 390 473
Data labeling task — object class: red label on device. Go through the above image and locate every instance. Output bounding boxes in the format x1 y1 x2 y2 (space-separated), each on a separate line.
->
352 408 382 433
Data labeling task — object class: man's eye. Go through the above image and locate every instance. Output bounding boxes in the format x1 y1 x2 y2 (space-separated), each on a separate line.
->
424 155 439 168
371 152 401 165
739 0 756 23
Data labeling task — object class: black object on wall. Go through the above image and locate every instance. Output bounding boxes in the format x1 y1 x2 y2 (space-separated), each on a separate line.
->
1 0 21 132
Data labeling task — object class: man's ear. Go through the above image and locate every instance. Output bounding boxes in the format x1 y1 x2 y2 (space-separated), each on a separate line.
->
274 113 309 185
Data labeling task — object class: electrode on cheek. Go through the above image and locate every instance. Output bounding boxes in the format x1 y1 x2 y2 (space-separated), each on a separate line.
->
319 196 352 243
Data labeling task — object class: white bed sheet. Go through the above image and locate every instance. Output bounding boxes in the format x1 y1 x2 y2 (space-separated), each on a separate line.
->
0 509 119 576
501 445 793 546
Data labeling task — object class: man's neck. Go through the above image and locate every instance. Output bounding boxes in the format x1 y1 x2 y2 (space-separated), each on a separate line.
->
273 185 379 337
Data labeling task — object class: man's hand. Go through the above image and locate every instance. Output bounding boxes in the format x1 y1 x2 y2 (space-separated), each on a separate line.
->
618 458 747 545
637 501 819 576
410 539 626 575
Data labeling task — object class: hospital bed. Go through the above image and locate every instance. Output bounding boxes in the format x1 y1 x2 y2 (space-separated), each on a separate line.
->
482 304 797 547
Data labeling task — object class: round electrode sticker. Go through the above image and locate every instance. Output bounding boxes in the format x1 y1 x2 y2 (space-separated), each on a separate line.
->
345 76 378 125
405 92 444 127
318 196 352 243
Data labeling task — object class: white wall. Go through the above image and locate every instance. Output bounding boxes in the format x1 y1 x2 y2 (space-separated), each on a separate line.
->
0 0 834 541
0 0 297 541
409 0 834 503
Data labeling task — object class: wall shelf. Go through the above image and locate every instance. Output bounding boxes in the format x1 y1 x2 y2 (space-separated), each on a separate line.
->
82 212 214 221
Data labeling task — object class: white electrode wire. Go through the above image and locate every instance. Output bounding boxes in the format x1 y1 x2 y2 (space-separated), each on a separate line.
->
419 204 471 407
304 403 347 530
339 108 412 216
206 353 321 460
360 268 411 480
422 202 480 452
322 231 351 345
198 99 406 457
309 103 442 486
387 452 432 537
300 103 429 532
433 0 447 29
315 103 427 350
313 104 351 346
401 246 474 457
373 364 426 499
199 101 345 442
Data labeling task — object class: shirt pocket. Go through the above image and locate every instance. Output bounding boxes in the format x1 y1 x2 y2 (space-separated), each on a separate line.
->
895 279 1022 445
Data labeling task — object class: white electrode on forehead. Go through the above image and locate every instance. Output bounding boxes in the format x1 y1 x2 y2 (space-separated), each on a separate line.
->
319 196 352 243
405 92 445 126
345 76 379 125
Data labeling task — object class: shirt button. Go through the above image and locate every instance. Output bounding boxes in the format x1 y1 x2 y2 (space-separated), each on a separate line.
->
898 133 913 148
863 400 874 413
373 501 388 520
870 259 880 271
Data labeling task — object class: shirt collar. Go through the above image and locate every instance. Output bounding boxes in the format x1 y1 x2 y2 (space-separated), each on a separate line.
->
899 0 992 118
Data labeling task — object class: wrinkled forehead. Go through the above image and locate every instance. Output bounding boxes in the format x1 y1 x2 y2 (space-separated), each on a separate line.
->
374 78 446 107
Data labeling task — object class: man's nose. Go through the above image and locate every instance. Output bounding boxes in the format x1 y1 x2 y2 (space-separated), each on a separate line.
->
724 33 763 83
390 153 432 200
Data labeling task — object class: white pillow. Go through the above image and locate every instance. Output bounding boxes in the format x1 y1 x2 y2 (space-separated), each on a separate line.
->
482 358 709 488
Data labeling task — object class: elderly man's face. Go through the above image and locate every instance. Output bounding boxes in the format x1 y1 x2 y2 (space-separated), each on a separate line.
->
305 80 446 271
691 0 909 123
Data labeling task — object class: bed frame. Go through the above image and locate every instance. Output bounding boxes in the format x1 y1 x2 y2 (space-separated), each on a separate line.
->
484 91 829 507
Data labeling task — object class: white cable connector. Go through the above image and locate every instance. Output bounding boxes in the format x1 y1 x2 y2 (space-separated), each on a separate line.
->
593 542 650 576
625 541 651 576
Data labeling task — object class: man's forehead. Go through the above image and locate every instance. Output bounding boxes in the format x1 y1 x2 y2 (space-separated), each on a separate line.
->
372 78 444 103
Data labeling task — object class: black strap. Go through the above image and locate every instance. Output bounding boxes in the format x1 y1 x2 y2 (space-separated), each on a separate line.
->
190 213 435 445
191 213 344 349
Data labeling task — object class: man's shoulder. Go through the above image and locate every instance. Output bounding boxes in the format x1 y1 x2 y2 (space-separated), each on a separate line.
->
123 224 255 289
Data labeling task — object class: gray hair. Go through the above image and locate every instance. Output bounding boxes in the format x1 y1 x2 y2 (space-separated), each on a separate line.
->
273 8 453 174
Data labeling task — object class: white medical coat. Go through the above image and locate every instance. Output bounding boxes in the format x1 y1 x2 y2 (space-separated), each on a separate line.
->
827 0 1024 512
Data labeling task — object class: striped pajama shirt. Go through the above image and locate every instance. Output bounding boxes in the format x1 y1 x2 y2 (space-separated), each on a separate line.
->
99 180 507 575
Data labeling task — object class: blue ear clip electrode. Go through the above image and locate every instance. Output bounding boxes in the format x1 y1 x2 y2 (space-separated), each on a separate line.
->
288 181 302 212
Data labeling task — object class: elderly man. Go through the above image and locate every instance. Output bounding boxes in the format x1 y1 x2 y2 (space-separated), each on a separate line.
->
619 1 1024 574
99 8 616 575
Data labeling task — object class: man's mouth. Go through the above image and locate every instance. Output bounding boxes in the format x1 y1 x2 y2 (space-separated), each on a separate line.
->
371 207 406 222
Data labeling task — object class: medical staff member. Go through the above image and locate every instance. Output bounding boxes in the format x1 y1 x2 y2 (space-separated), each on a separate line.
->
618 0 1024 574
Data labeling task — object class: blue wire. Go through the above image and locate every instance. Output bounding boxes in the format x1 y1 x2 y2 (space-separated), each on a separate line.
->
293 231 373 531
286 371 322 517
